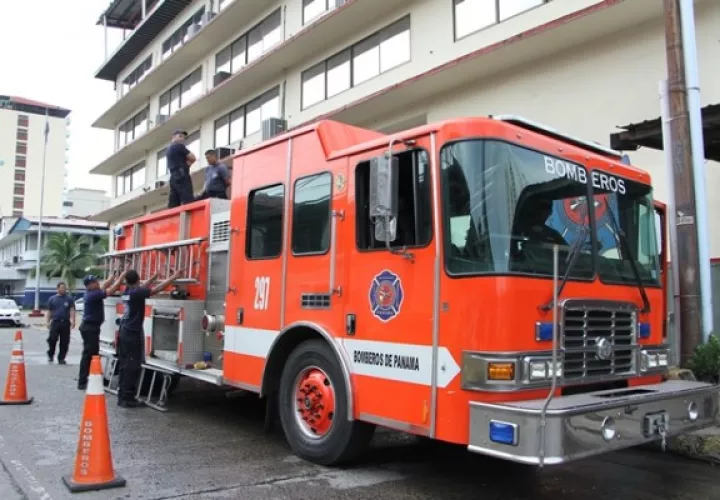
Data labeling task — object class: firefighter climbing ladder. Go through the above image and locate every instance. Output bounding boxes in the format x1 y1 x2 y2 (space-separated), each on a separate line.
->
100 238 205 283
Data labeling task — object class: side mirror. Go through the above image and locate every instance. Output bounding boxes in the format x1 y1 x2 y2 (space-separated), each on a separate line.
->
369 154 399 243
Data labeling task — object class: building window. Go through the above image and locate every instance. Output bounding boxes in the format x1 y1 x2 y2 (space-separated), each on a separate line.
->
17 115 28 127
292 173 332 255
355 149 432 250
14 185 24 196
16 129 28 141
302 0 346 25
13 198 23 210
213 87 280 147
156 149 167 178
116 162 146 197
246 184 284 259
118 107 149 149
14 172 25 182
122 56 152 95
161 7 206 60
15 156 26 168
159 68 203 117
214 9 281 75
12 210 22 217
63 201 74 207
301 16 410 109
16 143 27 155
453 0 546 39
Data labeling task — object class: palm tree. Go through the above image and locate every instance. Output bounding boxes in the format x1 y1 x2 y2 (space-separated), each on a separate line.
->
29 233 108 291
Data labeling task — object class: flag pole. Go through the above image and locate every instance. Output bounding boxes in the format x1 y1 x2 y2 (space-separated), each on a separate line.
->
31 109 49 316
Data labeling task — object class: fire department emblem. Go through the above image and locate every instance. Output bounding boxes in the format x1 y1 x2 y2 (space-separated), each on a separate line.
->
369 270 404 322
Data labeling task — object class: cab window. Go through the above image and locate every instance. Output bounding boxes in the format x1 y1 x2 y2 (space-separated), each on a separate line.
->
355 149 432 250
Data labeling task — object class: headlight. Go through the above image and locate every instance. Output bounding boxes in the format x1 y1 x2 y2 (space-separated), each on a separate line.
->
462 352 563 390
524 357 563 382
639 348 670 372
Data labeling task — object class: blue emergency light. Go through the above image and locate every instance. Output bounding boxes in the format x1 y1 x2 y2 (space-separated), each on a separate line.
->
489 420 518 446
638 322 651 339
535 322 554 342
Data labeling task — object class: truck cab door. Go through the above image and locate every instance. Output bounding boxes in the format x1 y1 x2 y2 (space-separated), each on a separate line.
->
654 201 668 340
341 143 437 432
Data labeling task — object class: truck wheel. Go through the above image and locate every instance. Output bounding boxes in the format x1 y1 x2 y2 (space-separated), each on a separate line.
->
278 339 375 465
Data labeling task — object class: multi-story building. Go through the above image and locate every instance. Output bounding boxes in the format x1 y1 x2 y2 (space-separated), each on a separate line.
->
0 96 71 219
0 217 109 306
63 188 111 218
90 0 720 253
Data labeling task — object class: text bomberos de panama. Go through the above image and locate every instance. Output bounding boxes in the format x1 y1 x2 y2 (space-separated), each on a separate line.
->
353 350 420 371
544 156 627 195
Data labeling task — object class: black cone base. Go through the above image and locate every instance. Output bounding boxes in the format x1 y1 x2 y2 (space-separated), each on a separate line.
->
0 396 33 405
62 474 126 493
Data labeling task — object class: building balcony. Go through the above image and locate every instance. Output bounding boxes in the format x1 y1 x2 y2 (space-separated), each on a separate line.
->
90 0 404 176
96 0 194 82
93 0 270 129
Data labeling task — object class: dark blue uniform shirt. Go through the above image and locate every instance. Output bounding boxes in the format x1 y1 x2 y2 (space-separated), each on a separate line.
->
83 289 107 325
48 294 74 322
166 143 190 175
120 287 152 333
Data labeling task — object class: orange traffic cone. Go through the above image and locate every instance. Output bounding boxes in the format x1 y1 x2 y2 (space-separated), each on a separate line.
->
63 356 126 493
0 330 33 405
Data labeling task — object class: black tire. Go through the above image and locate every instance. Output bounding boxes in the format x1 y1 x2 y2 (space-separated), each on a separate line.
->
278 339 375 465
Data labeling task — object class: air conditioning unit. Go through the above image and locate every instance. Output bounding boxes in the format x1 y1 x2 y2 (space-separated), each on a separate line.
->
213 71 231 88
215 147 234 159
200 12 216 25
262 118 287 141
189 24 202 37
156 114 170 125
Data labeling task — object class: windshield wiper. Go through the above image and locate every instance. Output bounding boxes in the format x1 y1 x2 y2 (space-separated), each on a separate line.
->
540 223 590 311
604 204 651 313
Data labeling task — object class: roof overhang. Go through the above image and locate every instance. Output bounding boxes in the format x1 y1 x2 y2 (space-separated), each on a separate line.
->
610 103 720 162
97 0 160 30
96 0 193 82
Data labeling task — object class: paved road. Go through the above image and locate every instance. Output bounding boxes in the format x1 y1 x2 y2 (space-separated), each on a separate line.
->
0 327 718 500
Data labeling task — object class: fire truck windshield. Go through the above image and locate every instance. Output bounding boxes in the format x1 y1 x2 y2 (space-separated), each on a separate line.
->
439 139 660 286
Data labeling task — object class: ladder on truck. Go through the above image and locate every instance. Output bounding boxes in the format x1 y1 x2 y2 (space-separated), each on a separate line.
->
100 238 204 409
100 238 205 283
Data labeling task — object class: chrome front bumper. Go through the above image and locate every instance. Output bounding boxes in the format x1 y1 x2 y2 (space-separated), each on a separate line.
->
468 380 719 465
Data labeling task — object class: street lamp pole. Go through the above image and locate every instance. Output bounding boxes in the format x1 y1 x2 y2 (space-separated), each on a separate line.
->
31 109 49 315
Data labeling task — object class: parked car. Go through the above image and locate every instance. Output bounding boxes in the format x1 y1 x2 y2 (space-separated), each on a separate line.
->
0 299 22 327
74 298 84 313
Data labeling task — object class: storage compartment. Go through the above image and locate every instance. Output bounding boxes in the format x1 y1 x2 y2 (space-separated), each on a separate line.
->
151 309 181 363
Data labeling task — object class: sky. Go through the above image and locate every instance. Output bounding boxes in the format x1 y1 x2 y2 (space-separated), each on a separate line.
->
1 1 127 195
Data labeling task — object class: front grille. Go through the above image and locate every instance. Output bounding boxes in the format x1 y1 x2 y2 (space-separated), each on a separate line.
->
561 300 637 381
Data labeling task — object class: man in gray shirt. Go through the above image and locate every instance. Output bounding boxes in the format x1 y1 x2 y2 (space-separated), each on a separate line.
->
197 150 230 200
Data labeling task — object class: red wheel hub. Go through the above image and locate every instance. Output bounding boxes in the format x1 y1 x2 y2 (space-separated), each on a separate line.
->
295 368 335 436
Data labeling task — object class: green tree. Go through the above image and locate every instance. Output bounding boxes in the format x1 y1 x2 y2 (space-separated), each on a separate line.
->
29 233 108 291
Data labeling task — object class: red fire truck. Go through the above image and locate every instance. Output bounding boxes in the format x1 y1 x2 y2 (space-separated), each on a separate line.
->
99 116 718 467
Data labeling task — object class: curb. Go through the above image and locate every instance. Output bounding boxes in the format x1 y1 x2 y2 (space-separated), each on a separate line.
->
650 367 720 464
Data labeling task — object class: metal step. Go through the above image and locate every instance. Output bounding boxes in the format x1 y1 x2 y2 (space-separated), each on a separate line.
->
135 364 176 412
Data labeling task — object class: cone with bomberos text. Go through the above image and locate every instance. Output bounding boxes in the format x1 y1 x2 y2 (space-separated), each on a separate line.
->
0 330 33 405
63 356 126 493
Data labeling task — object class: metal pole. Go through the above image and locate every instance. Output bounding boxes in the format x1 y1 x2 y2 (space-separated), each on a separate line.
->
103 15 108 59
33 110 49 313
679 0 712 339
660 79 681 364
663 0 703 366
142 0 147 19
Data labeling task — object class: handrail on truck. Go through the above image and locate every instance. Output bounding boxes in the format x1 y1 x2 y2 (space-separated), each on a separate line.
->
538 244 560 467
